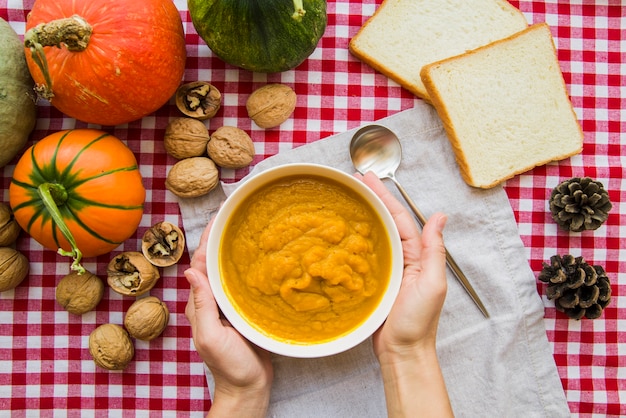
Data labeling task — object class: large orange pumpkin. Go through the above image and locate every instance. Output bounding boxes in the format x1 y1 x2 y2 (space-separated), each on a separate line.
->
23 0 186 126
9 129 146 273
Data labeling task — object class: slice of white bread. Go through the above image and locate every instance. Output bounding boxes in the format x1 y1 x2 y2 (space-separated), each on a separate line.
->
348 0 528 102
420 23 584 189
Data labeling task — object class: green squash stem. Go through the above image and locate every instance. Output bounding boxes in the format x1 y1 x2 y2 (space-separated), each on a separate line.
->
292 0 306 21
23 15 92 100
37 182 85 274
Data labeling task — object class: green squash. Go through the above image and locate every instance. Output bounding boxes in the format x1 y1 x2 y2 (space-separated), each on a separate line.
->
0 18 36 168
189 0 327 73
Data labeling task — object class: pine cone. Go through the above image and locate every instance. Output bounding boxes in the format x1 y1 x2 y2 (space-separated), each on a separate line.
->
549 177 612 232
538 254 611 319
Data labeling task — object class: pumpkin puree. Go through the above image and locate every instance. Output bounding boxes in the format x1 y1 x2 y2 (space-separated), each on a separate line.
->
220 175 392 344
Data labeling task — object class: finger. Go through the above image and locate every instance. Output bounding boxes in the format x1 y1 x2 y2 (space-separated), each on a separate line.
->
184 267 221 332
420 213 448 296
357 171 422 265
190 216 216 272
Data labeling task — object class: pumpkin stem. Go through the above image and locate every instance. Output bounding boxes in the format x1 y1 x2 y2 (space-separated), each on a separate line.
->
24 15 92 101
37 183 85 275
292 0 306 22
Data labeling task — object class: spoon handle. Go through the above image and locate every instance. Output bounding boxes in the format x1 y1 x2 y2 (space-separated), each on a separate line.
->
390 178 490 318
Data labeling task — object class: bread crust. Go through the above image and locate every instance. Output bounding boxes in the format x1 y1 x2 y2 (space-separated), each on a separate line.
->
349 0 528 102
421 23 584 188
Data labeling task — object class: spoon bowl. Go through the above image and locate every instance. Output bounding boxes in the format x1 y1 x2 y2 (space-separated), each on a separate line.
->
350 124 490 318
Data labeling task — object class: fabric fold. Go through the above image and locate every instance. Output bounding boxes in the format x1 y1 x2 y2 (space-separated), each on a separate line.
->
179 102 569 417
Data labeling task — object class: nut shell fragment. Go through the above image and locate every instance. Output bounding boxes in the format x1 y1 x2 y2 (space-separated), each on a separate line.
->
124 296 170 341
175 81 221 120
89 324 134 370
56 270 104 315
107 251 160 297
207 126 255 169
142 222 186 267
0 247 29 292
0 203 21 246
164 118 210 159
246 84 297 128
165 157 219 198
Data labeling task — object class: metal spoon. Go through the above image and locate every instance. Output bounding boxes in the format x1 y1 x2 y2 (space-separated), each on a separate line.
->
350 124 490 318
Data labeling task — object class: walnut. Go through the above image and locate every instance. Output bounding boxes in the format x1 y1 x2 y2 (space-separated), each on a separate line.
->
56 270 104 315
0 247 29 292
164 117 210 159
165 157 219 198
207 126 255 169
246 84 297 128
89 324 134 370
124 296 170 341
0 203 21 246
175 81 221 120
107 251 160 297
142 221 186 267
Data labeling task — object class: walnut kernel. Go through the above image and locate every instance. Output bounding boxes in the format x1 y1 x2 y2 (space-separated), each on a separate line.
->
165 157 219 198
207 126 255 169
107 251 160 297
246 84 297 128
164 118 210 159
0 247 29 292
56 270 104 315
175 81 221 120
124 296 170 341
142 221 186 267
89 324 134 370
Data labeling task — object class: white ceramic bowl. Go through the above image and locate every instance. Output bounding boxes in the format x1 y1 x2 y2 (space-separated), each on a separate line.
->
206 163 403 358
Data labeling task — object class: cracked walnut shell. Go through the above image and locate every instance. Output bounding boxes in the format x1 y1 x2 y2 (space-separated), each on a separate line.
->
142 221 185 267
165 157 219 198
207 126 255 169
164 117 210 159
246 84 296 128
0 247 29 292
89 324 134 370
107 251 160 297
56 270 104 315
124 296 170 341
175 81 221 120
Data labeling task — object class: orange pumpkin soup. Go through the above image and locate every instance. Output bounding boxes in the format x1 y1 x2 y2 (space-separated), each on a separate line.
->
219 175 392 344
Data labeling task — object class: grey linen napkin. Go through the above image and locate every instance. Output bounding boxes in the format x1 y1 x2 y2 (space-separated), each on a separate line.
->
178 102 570 417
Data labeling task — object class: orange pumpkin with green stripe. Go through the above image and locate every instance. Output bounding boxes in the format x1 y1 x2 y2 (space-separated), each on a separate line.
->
9 129 145 273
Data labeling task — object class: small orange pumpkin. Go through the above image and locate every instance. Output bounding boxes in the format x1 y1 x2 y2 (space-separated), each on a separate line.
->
23 0 186 126
9 129 146 273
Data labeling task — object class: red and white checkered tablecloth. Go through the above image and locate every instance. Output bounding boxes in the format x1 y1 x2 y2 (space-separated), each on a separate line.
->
0 0 624 416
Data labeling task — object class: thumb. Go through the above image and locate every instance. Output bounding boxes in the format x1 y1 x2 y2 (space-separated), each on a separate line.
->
185 267 220 326
420 213 449 295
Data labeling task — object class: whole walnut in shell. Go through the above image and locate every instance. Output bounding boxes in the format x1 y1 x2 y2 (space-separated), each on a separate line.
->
56 270 104 315
165 157 219 198
246 84 297 128
124 296 170 341
207 126 255 169
0 247 29 292
107 252 160 297
89 323 134 370
0 203 21 246
164 117 210 160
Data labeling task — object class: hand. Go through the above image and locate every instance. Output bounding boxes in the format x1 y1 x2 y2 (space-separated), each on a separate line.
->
185 218 273 417
357 171 453 417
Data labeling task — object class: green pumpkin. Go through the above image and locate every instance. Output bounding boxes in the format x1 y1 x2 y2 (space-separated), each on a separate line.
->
0 18 37 168
189 0 327 73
